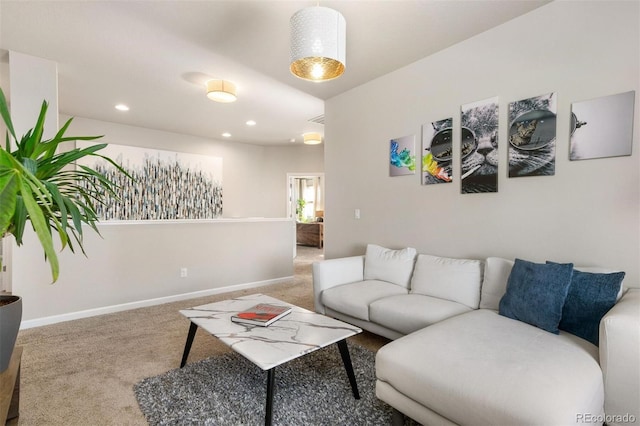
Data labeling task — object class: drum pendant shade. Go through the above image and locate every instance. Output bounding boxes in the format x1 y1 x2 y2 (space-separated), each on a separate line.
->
206 80 237 103
303 132 322 145
290 6 346 82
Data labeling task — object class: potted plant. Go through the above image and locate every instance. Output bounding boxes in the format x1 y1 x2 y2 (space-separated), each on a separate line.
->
296 198 307 222
0 87 128 371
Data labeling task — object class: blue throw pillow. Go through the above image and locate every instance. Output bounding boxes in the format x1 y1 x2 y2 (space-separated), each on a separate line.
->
557 268 625 346
499 259 574 334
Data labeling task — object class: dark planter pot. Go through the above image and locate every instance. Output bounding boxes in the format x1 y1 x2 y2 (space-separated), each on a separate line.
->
0 295 22 372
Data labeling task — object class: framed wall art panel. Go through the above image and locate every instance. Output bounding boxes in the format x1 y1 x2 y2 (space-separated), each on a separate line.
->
422 118 453 185
570 90 635 161
508 92 557 177
389 135 416 177
460 97 499 194
77 143 223 220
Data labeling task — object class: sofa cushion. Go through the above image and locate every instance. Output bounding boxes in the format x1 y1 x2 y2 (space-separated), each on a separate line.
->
363 244 417 289
480 259 626 312
499 259 574 334
321 280 408 321
409 254 482 309
559 267 625 346
376 309 603 426
369 294 472 335
574 266 626 301
479 257 514 310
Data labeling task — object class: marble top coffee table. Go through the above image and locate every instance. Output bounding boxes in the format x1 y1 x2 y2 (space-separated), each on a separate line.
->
179 293 362 425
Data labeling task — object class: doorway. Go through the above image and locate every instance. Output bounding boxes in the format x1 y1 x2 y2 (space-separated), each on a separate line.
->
287 173 325 257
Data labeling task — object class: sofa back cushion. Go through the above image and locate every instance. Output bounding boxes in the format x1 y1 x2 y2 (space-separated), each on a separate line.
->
480 258 627 312
363 244 417 289
409 254 483 309
480 257 514 310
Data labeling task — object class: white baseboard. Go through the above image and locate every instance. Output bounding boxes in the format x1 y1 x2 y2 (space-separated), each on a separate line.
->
20 276 294 329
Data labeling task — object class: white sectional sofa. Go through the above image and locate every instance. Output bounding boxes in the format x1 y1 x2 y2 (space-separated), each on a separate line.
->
312 245 640 426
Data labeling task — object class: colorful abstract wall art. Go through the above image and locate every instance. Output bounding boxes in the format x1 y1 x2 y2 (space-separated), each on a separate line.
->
389 135 416 176
570 90 635 161
460 97 499 193
422 118 453 185
77 143 223 220
508 92 557 177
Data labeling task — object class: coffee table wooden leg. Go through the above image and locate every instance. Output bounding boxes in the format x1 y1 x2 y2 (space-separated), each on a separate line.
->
180 322 198 368
265 368 276 426
337 339 360 399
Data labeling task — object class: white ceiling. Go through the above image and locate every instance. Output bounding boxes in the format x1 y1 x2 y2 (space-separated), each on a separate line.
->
0 0 550 146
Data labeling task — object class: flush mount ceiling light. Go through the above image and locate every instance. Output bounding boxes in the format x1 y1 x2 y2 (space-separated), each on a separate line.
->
290 6 346 82
303 132 322 145
206 80 237 103
115 104 129 111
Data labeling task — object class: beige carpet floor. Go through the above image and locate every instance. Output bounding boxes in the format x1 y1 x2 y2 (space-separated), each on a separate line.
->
10 246 390 425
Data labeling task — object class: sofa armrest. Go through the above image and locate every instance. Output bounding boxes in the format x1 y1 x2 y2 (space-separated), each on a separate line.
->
312 255 364 314
599 288 640 426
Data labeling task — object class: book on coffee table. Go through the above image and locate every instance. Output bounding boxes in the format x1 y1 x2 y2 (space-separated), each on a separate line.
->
231 303 292 326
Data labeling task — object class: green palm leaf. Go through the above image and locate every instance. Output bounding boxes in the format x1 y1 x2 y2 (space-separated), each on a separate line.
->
18 178 59 282
0 86 130 282
0 170 18 236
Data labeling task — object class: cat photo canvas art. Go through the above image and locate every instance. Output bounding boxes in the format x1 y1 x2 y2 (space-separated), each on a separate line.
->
422 118 453 185
460 97 499 194
508 92 557 177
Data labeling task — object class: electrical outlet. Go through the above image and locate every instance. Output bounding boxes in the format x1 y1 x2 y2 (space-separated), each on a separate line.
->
180 267 188 278
354 209 361 219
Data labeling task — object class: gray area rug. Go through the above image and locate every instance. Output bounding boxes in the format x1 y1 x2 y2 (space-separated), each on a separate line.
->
134 343 399 425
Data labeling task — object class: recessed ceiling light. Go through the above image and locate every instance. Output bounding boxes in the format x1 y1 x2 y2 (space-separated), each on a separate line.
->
290 138 296 143
115 104 129 111
246 120 256 126
222 132 232 138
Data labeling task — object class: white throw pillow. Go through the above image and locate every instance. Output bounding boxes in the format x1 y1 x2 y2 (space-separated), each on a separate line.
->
363 244 417 288
410 254 483 309
479 257 515 310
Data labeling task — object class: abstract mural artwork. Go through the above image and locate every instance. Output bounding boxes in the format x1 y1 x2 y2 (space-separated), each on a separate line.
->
570 90 635 161
508 92 557 177
389 135 416 176
77 143 223 220
460 97 499 194
422 118 453 185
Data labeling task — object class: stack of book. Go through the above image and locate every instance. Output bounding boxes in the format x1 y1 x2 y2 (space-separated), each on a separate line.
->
231 303 292 327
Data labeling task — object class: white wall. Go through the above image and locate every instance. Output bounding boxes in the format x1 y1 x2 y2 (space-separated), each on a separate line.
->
10 115 323 323
14 219 294 324
9 51 58 138
262 145 324 216
2 52 59 292
65 116 324 218
324 1 640 287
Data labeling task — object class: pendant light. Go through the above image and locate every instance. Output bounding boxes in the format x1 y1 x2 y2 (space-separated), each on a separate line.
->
290 6 346 82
